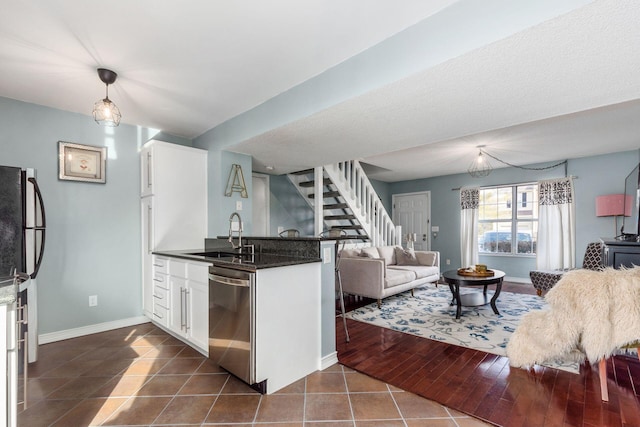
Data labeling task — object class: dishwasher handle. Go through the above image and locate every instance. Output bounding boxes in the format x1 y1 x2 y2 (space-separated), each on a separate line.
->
209 273 250 287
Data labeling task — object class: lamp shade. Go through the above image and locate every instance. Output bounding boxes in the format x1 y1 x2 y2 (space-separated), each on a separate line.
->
595 194 632 217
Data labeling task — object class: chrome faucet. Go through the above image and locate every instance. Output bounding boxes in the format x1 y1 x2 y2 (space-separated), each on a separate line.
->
228 212 243 252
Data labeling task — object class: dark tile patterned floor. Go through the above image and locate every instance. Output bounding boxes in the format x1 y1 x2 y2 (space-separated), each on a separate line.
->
19 322 490 426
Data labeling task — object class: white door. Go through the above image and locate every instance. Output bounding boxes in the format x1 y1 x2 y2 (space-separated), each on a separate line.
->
252 174 270 236
393 192 431 250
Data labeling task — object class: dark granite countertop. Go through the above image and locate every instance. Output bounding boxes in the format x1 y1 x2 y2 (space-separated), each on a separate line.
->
152 248 321 272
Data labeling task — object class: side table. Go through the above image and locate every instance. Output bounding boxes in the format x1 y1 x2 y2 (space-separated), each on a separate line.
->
442 269 505 319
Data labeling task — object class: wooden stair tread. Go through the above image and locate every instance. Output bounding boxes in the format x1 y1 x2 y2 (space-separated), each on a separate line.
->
324 203 348 210
308 191 341 199
299 178 332 188
324 214 356 220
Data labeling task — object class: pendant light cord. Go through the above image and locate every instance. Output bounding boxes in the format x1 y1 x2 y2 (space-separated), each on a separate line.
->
481 149 567 171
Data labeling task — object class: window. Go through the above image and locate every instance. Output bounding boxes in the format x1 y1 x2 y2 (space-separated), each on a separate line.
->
478 184 538 255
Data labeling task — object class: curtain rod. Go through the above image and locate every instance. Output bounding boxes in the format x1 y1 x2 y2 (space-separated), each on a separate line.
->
451 175 579 191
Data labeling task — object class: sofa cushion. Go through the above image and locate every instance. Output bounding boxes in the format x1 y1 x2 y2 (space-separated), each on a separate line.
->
388 265 439 280
394 247 420 266
360 247 379 258
377 245 399 266
384 268 416 288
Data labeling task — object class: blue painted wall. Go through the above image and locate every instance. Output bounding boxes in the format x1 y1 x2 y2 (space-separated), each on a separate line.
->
0 96 191 335
387 150 639 280
269 175 314 236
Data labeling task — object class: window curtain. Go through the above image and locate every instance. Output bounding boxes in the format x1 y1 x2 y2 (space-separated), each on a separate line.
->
460 187 479 268
537 177 576 270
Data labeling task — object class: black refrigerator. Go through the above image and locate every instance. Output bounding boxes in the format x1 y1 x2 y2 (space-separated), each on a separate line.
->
0 165 46 365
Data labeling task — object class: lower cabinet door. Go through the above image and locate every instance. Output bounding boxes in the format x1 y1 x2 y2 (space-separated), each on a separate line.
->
187 280 208 352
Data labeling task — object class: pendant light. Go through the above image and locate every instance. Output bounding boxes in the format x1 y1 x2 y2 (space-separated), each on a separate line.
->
468 146 492 178
92 68 121 127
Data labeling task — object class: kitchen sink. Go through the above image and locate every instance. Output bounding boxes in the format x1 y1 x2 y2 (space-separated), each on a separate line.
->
188 251 234 257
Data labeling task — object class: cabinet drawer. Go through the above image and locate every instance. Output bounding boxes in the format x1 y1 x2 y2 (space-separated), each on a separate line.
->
153 285 169 309
170 259 187 278
152 304 168 327
187 262 209 283
152 272 168 289
152 256 168 274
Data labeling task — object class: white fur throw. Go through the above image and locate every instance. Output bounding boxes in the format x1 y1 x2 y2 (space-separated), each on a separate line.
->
507 267 640 369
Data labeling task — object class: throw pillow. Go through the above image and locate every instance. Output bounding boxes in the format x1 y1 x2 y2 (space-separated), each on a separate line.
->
394 247 421 266
340 248 361 258
360 247 379 258
377 246 398 265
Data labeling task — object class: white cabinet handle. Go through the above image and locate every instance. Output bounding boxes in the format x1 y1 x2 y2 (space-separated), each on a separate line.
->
180 288 186 331
146 152 152 189
147 205 153 253
185 289 190 332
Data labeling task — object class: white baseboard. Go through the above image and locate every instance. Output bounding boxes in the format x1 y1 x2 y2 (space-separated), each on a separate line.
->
320 351 339 370
39 316 150 345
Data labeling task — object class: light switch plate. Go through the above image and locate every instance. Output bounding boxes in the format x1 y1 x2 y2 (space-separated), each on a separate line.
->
431 226 439 232
236 201 243 211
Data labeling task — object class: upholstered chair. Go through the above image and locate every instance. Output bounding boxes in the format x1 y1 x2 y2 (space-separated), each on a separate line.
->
529 242 604 296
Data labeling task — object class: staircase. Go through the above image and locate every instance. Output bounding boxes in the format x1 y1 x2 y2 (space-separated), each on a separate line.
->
288 161 401 246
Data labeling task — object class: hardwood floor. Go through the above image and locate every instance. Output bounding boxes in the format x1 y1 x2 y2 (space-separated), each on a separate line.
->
336 283 640 427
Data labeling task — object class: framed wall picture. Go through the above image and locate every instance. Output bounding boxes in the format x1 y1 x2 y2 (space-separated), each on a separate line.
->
58 141 107 183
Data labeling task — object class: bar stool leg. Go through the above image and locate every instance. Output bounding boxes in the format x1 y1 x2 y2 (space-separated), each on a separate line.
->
336 269 350 342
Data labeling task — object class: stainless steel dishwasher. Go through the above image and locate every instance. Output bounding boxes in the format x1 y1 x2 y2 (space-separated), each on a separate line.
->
209 265 265 391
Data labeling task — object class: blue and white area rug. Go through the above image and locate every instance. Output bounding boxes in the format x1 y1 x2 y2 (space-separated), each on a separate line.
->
345 284 580 374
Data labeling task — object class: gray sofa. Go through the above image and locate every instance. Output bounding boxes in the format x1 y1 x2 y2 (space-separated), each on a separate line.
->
339 245 440 308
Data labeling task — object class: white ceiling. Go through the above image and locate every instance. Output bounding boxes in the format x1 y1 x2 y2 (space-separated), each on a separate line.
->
2 1 639 182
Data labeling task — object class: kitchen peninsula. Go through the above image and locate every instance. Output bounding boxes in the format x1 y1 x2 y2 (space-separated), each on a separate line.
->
151 236 336 394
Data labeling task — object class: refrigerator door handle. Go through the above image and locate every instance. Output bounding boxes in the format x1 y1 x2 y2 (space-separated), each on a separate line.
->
28 177 46 279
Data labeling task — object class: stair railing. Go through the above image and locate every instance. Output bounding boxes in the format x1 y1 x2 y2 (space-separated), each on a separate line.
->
324 160 400 246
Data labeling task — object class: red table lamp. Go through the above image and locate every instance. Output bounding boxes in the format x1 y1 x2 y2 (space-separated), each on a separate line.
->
596 194 632 236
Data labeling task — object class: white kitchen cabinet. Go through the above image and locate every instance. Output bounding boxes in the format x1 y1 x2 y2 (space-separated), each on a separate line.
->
167 259 209 354
140 140 207 320
254 262 321 393
186 280 208 351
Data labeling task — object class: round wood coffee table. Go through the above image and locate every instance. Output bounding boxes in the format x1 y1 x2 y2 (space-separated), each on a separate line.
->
442 269 505 319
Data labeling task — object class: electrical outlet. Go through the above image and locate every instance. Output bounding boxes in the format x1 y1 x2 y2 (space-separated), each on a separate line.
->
89 295 98 307
446 259 451 265
236 201 242 211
